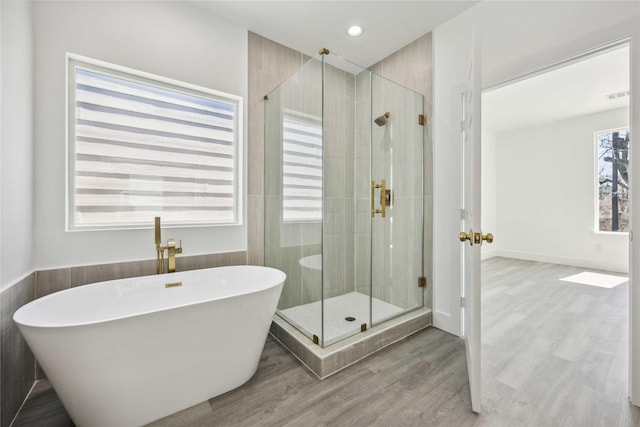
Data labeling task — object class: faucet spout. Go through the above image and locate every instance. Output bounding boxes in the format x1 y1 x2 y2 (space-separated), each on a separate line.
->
154 217 183 274
166 239 183 273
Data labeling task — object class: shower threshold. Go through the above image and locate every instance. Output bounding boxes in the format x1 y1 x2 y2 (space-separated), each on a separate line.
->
270 304 432 379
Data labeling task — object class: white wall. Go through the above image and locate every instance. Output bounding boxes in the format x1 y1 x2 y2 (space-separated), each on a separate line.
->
1 0 34 291
433 1 640 331
492 108 629 273
32 1 248 270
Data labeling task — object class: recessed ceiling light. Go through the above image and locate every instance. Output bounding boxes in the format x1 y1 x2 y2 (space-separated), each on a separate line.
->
347 25 363 37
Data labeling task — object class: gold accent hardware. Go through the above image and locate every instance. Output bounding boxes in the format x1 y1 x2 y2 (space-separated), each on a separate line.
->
263 95 269 100
459 229 474 246
313 335 319 345
418 114 427 126
473 232 482 245
473 232 493 244
374 112 391 126
165 281 182 288
318 47 330 55
155 217 183 274
371 179 387 217
418 276 427 288
361 323 367 332
459 228 494 246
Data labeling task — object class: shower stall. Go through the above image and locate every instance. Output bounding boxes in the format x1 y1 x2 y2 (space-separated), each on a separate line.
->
264 49 426 350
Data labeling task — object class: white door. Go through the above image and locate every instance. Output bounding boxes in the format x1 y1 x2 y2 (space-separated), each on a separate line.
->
458 32 488 414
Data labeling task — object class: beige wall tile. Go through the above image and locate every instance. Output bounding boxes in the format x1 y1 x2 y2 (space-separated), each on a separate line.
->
1 274 36 427
35 268 69 298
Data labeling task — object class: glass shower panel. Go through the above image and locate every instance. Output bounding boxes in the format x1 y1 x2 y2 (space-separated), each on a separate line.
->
370 74 424 325
264 57 323 343
265 51 425 349
320 53 370 346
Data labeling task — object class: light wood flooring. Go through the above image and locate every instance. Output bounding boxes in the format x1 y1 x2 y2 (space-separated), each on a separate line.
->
12 258 640 426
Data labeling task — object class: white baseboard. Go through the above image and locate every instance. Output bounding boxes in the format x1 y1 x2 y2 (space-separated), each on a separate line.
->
492 249 628 274
433 310 461 337
481 249 498 260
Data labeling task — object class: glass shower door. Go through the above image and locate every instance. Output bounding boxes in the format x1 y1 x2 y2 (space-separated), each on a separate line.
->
370 75 424 325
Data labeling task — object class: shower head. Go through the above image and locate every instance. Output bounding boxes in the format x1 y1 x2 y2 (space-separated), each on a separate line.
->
374 112 390 126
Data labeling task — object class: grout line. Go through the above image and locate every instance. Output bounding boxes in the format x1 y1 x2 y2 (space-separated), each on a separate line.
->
9 379 39 427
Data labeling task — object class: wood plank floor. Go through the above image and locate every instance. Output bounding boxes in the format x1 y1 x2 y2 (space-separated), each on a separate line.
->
12 258 640 426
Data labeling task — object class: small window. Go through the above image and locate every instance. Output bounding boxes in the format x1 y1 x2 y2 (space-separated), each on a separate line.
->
282 112 322 222
67 55 242 230
596 128 629 232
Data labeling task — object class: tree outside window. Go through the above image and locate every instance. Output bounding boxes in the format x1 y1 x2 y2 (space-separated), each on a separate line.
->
597 128 629 232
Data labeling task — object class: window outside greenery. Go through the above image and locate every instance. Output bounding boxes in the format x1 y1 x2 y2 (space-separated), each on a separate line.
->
596 128 629 232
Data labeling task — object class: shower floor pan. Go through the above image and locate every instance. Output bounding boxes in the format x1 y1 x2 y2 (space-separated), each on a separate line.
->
279 292 405 346
271 292 431 378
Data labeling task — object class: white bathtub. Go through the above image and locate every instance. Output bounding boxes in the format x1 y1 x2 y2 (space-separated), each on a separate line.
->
14 265 285 427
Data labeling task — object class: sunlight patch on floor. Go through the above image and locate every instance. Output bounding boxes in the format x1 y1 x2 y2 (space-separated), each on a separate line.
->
560 271 628 288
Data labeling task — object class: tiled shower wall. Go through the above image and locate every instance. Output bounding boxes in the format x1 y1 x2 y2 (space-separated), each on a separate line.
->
252 33 434 311
263 56 360 310
263 57 324 309
247 33 310 267
368 33 434 310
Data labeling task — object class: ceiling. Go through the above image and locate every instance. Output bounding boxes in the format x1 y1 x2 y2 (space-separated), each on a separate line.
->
187 1 478 68
185 1 629 134
483 44 630 134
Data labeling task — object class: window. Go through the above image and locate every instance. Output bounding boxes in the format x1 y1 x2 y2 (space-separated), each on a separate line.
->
282 112 322 222
67 55 242 230
596 128 629 232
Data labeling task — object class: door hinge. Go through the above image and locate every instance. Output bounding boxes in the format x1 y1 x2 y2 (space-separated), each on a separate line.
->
460 297 466 308
418 276 427 288
418 114 427 126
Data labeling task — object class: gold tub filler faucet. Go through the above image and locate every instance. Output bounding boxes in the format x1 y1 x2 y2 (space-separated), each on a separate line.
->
155 217 183 274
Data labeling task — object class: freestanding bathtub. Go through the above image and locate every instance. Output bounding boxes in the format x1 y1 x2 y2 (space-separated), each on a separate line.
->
13 265 285 427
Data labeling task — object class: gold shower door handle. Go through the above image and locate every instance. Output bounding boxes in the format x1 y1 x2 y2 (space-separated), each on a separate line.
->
371 179 387 217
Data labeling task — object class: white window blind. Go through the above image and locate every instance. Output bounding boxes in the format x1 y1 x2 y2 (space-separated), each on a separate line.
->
282 113 322 221
68 56 241 229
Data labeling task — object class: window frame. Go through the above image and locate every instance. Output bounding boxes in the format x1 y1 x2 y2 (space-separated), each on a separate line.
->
65 53 244 231
594 126 629 234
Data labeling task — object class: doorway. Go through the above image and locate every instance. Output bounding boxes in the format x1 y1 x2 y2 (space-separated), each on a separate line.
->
479 41 634 421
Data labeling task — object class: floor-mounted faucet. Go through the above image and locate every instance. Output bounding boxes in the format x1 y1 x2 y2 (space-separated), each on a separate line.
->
155 217 183 274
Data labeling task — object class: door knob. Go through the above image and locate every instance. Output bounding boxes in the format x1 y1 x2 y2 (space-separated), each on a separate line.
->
459 229 474 245
459 230 493 245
